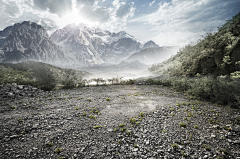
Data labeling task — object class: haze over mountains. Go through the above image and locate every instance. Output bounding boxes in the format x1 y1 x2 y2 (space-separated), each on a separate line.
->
0 21 179 69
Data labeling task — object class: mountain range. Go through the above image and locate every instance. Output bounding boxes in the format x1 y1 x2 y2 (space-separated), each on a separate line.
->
126 46 179 65
0 21 72 66
0 21 177 67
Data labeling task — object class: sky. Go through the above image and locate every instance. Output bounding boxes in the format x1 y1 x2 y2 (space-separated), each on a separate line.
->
0 0 239 46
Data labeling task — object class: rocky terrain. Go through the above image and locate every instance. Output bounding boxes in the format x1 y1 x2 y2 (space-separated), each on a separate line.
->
0 84 240 159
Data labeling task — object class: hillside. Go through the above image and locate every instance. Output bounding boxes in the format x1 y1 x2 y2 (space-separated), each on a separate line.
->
0 61 90 90
149 12 240 77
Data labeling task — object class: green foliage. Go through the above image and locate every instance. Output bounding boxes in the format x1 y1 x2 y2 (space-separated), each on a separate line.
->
129 118 136 124
218 149 230 156
193 125 198 129
179 122 186 127
106 98 111 101
0 61 88 91
149 12 240 77
0 66 34 85
202 144 211 151
145 77 240 108
55 148 62 153
181 151 188 157
89 115 96 119
140 112 145 117
61 69 79 89
121 127 126 132
119 124 126 127
171 143 178 149
47 142 53 147
93 125 102 129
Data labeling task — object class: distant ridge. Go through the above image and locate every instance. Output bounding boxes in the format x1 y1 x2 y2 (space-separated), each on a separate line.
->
126 46 179 65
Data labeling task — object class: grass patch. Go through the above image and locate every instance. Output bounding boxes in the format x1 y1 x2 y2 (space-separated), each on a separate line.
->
121 127 126 132
218 149 230 156
193 125 198 129
171 143 178 149
202 144 211 151
93 125 102 129
140 112 144 117
181 150 188 157
47 142 53 147
89 115 96 119
129 118 136 124
119 124 126 127
55 148 62 153
179 122 186 127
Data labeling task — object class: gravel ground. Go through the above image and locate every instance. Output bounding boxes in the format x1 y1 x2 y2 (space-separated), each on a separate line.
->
0 85 240 159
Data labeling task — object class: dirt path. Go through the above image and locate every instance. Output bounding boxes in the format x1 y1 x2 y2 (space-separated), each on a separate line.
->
0 85 239 159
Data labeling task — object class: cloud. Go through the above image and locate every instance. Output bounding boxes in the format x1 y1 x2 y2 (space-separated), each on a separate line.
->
149 0 155 7
116 3 135 18
129 0 240 46
1 0 23 18
32 0 73 17
112 0 120 6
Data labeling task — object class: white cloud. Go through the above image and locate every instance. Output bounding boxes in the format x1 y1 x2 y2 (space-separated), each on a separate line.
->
116 3 135 18
129 0 240 46
149 0 155 7
112 0 120 6
1 0 23 18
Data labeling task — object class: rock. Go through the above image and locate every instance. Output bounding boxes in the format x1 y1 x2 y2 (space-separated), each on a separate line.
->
234 140 240 144
17 85 24 90
133 148 138 152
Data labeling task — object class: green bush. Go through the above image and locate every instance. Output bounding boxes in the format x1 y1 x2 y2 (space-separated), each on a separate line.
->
146 76 240 108
149 12 240 77
0 66 35 85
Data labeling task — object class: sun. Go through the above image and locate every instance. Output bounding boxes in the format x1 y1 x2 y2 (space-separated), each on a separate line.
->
56 6 99 29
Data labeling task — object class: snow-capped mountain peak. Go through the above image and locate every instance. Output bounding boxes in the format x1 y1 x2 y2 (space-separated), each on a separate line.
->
0 21 160 67
50 23 155 65
142 40 159 49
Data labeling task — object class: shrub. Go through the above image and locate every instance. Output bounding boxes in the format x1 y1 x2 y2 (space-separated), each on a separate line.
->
171 143 178 149
93 125 102 129
179 122 186 127
55 148 62 153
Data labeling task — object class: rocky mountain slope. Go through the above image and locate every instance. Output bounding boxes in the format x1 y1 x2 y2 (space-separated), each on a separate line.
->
0 21 162 67
50 23 159 66
126 46 179 65
0 21 73 67
149 12 240 76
